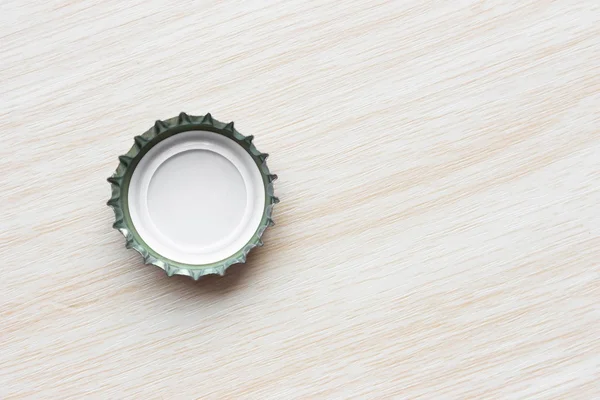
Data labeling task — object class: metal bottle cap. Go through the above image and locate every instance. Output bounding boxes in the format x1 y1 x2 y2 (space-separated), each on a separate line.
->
107 113 278 279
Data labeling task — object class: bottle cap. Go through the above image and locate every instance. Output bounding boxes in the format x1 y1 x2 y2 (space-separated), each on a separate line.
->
107 113 278 279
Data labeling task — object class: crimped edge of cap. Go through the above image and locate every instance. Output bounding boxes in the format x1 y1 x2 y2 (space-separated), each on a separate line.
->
107 112 278 280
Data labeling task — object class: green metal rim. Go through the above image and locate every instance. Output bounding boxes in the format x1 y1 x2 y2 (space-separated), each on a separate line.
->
107 112 278 279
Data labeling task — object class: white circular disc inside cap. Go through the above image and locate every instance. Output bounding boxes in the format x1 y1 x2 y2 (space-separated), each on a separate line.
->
128 130 266 265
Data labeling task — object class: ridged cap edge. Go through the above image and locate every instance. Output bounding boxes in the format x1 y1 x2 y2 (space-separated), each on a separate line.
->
107 112 278 280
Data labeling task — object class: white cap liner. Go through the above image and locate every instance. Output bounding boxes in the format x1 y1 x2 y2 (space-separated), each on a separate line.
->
128 130 266 265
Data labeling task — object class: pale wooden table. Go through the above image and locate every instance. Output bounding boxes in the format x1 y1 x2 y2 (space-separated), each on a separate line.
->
1 1 599 399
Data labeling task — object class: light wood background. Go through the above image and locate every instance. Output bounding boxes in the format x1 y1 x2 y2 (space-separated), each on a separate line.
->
1 1 599 398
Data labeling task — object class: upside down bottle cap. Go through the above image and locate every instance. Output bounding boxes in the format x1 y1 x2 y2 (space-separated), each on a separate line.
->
107 112 278 279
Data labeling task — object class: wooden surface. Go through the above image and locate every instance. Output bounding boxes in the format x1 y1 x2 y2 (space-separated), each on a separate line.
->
1 1 599 398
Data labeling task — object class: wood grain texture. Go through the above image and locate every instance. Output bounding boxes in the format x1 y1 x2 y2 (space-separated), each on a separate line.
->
1 1 599 398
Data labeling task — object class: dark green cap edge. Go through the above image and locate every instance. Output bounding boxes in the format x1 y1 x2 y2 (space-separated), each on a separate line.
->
107 112 278 280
